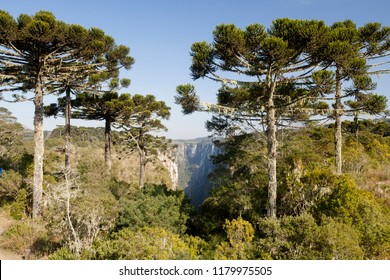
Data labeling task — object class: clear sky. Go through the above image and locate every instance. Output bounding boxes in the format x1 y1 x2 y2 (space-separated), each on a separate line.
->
1 0 389 139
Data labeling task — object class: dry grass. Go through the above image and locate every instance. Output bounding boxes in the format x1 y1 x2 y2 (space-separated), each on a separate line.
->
356 164 390 206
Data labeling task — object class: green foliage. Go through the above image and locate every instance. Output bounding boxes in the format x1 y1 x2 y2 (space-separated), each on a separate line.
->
10 189 27 220
314 217 364 259
0 219 47 255
0 170 23 204
197 181 266 238
255 213 364 260
90 227 198 260
214 217 255 260
193 135 267 237
43 174 120 254
49 126 106 143
0 108 25 169
256 214 318 260
117 184 190 235
312 176 368 225
310 176 390 258
49 246 80 260
107 179 134 200
342 119 390 136
175 84 200 114
183 235 208 259
279 168 336 216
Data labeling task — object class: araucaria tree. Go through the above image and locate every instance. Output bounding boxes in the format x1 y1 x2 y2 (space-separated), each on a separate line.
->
176 19 328 218
71 89 134 171
117 94 171 189
310 21 389 174
45 77 132 172
46 60 133 172
0 11 133 218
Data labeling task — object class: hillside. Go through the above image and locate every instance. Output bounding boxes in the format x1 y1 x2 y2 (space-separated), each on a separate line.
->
1 122 390 260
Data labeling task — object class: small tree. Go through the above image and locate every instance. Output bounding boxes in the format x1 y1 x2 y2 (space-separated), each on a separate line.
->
0 107 23 158
346 95 387 139
44 169 119 255
116 94 170 188
72 89 133 171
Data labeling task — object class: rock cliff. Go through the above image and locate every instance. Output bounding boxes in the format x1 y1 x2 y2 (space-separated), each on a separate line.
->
163 137 219 207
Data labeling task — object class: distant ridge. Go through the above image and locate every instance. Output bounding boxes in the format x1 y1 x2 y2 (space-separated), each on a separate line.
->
23 128 51 141
173 136 213 144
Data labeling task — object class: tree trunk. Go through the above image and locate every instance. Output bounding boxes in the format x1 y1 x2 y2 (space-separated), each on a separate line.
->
353 113 359 141
64 169 82 254
104 118 112 172
65 86 71 172
139 150 146 189
32 73 44 219
335 69 343 175
266 81 278 218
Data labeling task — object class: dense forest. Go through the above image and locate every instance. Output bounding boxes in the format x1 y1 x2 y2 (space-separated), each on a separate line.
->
0 11 390 260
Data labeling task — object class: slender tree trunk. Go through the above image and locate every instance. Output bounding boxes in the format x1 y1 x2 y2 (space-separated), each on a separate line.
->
335 68 343 175
139 150 145 189
353 113 359 141
64 169 81 254
65 86 71 171
104 118 112 171
266 80 278 218
32 72 44 219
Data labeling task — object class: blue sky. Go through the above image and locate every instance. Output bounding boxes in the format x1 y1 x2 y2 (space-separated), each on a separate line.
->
1 0 389 139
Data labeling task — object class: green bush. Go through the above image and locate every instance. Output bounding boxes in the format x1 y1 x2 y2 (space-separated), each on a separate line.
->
0 170 23 204
108 179 135 200
214 217 255 260
315 217 364 259
255 213 364 260
49 247 80 260
310 176 390 259
0 219 47 255
117 184 190 235
91 227 198 260
10 189 27 220
255 214 319 260
279 168 336 215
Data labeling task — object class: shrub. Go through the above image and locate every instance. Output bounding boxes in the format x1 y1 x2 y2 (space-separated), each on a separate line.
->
310 176 390 259
0 170 23 204
255 214 319 260
0 219 47 255
49 247 80 260
255 213 364 260
315 216 364 259
91 227 198 260
117 184 190 235
9 189 27 220
43 175 120 254
214 217 255 260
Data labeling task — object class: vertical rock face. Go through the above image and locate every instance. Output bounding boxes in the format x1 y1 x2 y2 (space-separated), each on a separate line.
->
173 138 219 207
158 152 179 189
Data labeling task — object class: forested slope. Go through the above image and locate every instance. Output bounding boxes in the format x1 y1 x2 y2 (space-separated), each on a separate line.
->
1 115 390 260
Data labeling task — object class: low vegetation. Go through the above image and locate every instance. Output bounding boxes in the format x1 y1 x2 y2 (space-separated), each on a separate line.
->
1 114 390 259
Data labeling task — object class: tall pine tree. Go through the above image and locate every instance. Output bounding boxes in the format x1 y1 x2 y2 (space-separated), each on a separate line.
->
176 19 328 217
